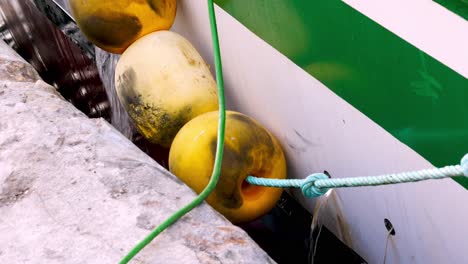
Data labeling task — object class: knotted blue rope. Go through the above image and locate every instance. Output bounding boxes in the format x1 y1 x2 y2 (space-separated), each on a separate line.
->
246 154 468 198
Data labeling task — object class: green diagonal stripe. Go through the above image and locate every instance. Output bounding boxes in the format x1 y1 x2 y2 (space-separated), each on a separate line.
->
434 0 468 20
215 0 468 187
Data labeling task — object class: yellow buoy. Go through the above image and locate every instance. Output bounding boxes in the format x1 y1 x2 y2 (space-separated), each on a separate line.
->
169 111 287 223
69 0 177 54
115 31 218 148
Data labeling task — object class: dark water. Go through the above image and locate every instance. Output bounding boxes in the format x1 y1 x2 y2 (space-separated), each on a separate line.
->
0 0 110 120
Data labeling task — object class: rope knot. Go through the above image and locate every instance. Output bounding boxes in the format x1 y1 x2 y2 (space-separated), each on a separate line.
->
462 154 468 177
301 173 330 198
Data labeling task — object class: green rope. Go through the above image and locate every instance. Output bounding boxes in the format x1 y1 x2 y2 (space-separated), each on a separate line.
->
119 1 226 263
247 154 468 198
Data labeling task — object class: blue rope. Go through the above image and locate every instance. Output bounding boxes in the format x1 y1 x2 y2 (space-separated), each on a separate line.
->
246 154 468 198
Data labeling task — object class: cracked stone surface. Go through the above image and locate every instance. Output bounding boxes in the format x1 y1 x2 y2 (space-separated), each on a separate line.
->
0 40 274 263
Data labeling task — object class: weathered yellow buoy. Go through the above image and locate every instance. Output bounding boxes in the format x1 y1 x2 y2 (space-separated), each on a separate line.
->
69 0 177 54
169 111 287 223
115 30 218 147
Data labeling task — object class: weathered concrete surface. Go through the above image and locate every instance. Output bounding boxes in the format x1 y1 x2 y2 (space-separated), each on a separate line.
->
0 41 274 263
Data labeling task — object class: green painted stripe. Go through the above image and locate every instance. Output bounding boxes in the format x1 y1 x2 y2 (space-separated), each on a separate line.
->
215 0 468 187
434 0 468 20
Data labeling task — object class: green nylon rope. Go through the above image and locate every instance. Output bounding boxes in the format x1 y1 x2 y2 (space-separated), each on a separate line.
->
119 1 225 263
